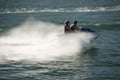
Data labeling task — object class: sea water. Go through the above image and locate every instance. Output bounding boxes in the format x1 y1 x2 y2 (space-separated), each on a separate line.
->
0 0 120 80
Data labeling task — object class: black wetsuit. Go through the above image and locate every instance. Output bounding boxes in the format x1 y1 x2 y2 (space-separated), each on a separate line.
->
71 25 77 31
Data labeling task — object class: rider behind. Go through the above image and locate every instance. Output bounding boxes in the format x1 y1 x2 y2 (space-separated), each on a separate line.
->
64 20 70 33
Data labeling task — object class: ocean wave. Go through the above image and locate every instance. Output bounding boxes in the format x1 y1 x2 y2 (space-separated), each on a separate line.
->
0 5 120 14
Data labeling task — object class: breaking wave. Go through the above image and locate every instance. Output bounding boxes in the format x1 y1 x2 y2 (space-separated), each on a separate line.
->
0 5 120 14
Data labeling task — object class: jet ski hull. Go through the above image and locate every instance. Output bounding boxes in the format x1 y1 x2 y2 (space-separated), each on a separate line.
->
79 28 100 40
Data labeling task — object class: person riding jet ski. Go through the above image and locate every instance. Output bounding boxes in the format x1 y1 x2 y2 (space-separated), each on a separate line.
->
64 20 71 33
70 20 79 32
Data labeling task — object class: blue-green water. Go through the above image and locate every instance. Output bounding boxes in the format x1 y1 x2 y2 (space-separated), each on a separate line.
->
0 0 120 80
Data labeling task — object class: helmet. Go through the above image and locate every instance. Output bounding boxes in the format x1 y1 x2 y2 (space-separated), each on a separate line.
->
74 20 77 24
65 20 70 24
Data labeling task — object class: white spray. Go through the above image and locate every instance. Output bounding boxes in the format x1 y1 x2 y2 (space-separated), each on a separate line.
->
0 20 94 61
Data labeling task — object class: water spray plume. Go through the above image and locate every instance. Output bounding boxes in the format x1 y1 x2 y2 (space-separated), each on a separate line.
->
0 20 94 62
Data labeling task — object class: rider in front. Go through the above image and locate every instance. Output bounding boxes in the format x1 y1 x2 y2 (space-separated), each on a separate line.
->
70 20 79 32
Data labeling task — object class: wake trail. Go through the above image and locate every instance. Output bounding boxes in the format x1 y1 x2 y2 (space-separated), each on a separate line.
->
0 20 94 62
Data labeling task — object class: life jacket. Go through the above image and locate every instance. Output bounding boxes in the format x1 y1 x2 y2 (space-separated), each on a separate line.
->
71 25 77 31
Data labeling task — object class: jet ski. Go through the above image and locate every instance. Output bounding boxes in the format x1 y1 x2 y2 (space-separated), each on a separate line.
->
79 27 100 40
63 27 100 41
58 27 100 41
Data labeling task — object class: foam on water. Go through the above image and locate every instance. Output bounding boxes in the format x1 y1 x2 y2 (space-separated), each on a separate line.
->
0 20 94 62
0 5 120 14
